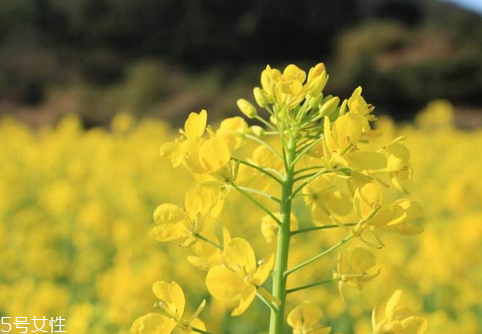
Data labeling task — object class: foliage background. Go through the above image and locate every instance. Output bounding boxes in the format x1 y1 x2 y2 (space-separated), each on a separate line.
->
1 0 482 126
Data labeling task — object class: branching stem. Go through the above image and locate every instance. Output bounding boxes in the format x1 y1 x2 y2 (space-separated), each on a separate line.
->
284 235 353 277
232 158 283 185
286 278 337 294
230 182 282 226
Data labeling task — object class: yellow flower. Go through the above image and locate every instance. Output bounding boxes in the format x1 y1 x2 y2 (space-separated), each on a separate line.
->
306 63 328 97
353 182 424 236
236 144 283 192
184 110 208 138
383 139 412 194
368 199 424 235
160 109 208 168
216 116 249 150
287 301 331 334
261 212 298 243
323 116 385 170
348 86 376 123
372 290 428 334
188 228 232 271
354 182 384 221
303 174 352 225
205 238 274 316
333 247 380 300
131 281 206 334
150 189 209 246
160 109 233 176
260 63 327 110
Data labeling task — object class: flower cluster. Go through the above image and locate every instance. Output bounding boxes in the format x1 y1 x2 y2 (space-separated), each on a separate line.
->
134 64 428 334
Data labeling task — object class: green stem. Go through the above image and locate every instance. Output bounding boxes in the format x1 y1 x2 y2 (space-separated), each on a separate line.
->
232 158 283 184
245 134 283 160
256 291 278 313
291 136 324 167
230 182 282 226
236 185 281 203
268 140 296 334
286 278 337 294
291 223 357 236
294 165 326 175
194 233 223 250
291 170 331 198
284 235 353 276
192 327 215 334
255 115 278 132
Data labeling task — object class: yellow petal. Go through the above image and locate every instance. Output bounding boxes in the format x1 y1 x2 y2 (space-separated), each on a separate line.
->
385 290 403 319
308 63 326 82
180 138 207 174
277 80 303 95
400 316 428 334
231 285 257 316
368 204 405 227
199 138 231 172
252 254 274 285
390 173 409 194
354 182 383 220
131 313 176 334
348 86 373 116
184 110 207 138
311 204 331 226
386 143 410 172
150 223 187 242
347 151 387 170
394 223 424 236
287 301 323 329
283 64 306 83
349 247 376 273
396 199 423 221
323 117 337 153
216 117 249 150
183 319 206 334
188 233 222 270
153 204 188 225
325 191 352 216
151 204 190 242
333 113 363 148
311 327 332 334
223 238 257 274
184 190 203 217
152 281 185 319
160 142 182 168
206 266 247 300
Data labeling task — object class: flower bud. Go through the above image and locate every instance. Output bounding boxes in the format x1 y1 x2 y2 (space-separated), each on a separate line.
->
319 96 340 117
308 94 323 110
338 99 348 116
251 125 265 137
236 99 257 118
253 87 269 108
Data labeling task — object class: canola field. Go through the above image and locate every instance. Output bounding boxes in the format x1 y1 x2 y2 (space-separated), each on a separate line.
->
0 101 481 334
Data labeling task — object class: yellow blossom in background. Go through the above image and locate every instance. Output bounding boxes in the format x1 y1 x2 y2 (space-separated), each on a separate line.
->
372 290 427 334
206 238 274 316
287 301 331 334
131 281 206 334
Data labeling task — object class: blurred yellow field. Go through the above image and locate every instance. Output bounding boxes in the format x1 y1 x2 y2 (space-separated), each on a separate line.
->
0 98 481 333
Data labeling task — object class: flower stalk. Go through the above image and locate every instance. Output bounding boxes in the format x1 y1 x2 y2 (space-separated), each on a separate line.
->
269 138 297 334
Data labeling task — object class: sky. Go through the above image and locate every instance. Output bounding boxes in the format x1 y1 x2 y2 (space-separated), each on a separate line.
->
442 0 482 13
